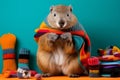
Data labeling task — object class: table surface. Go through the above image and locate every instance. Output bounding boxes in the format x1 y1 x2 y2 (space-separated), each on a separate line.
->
0 75 120 80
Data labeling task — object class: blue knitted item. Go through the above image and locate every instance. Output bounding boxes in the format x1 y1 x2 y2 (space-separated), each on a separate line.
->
17 48 31 78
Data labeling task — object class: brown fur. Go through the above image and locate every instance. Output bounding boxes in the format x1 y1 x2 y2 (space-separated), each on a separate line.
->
37 5 84 77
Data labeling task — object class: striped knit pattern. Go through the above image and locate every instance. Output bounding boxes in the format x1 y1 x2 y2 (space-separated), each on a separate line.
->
89 66 100 77
100 61 120 77
88 57 100 77
18 48 30 69
0 33 17 73
98 46 120 77
17 48 30 78
34 20 91 74
3 49 15 59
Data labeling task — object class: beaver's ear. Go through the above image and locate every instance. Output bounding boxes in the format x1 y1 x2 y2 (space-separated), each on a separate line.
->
69 5 72 12
50 5 54 12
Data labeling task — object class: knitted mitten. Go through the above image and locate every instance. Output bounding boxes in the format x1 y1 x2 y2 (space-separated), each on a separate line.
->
0 33 17 73
17 48 31 78
88 57 100 77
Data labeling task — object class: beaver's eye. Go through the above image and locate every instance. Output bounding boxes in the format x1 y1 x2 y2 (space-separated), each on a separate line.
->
67 13 69 17
54 13 56 17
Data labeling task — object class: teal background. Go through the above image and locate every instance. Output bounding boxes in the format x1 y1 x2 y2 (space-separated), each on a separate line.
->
0 0 120 73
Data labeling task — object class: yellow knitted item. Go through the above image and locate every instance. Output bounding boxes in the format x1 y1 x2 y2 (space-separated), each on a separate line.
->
112 46 120 53
0 33 17 73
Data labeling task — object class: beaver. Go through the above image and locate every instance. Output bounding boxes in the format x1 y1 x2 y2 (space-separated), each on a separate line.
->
36 5 90 77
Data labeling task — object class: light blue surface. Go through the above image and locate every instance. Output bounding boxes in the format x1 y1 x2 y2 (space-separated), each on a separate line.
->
0 0 120 73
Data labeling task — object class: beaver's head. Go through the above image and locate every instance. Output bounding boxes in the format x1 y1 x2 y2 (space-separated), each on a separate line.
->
47 5 77 30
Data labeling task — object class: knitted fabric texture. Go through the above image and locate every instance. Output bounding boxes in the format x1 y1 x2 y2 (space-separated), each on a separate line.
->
98 46 120 61
17 48 30 78
100 60 120 77
100 66 120 77
0 33 16 73
98 46 120 77
88 57 100 77
34 20 91 74
18 48 30 69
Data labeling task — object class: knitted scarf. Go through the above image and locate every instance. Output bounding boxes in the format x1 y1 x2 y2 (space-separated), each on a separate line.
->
34 20 91 74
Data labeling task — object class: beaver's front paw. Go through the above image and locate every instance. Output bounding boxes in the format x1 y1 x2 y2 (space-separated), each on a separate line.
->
47 33 58 42
60 32 72 46
60 32 72 41
46 33 58 47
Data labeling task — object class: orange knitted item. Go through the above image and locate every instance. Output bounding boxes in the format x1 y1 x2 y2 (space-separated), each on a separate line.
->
0 33 16 49
0 33 17 73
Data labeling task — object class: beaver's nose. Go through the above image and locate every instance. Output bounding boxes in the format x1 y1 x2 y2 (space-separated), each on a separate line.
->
59 20 65 28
